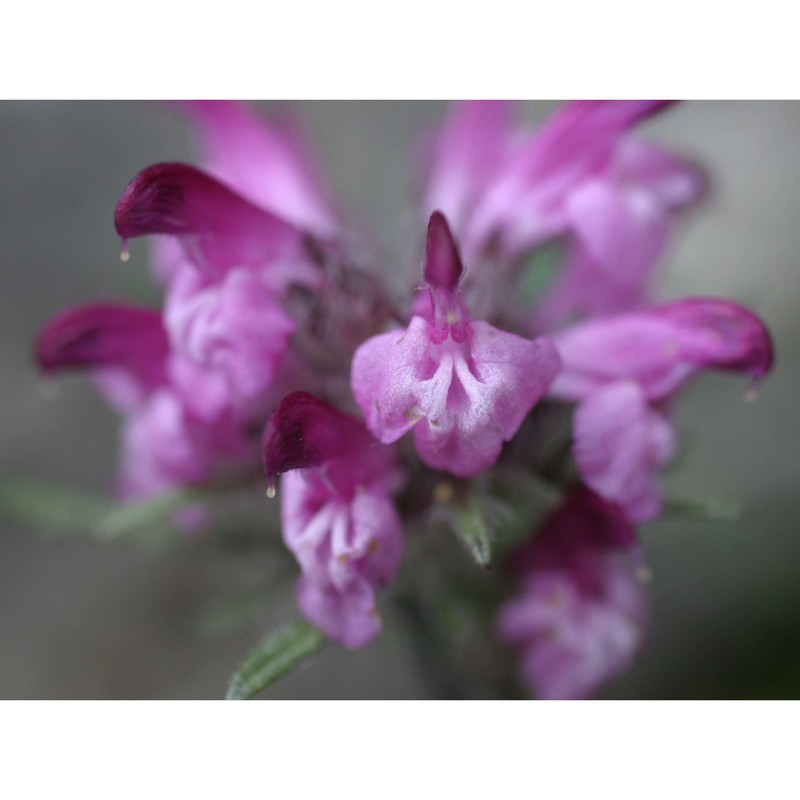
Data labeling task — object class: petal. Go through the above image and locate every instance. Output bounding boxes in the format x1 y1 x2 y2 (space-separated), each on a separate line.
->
414 324 561 476
165 266 295 404
115 162 314 276
35 303 168 411
351 317 437 444
263 391 374 479
615 137 707 209
657 298 774 380
466 101 678 259
424 100 516 234
551 298 774 401
566 178 669 284
353 317 561 477
177 101 337 236
514 485 638 579
118 390 214 500
424 211 464 290
573 381 675 522
295 573 382 649
533 241 649 333
523 584 645 700
498 482 649 699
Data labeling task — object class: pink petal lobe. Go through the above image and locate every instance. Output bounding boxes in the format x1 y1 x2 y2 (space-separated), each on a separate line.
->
280 449 403 648
573 382 675 522
415 323 561 476
352 316 561 477
566 179 669 284
165 266 296 405
351 317 435 445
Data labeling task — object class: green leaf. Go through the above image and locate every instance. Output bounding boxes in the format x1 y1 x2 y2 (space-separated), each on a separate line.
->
225 621 327 700
0 478 193 547
451 496 494 568
662 498 742 523
96 491 199 542
0 479 112 536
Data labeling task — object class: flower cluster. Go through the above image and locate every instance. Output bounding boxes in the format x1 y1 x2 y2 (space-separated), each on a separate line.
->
36 101 773 699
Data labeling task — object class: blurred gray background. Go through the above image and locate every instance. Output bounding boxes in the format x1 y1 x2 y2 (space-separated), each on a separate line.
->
1 101 799 699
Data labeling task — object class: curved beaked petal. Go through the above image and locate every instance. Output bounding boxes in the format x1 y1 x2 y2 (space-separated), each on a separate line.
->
35 303 169 406
262 391 375 480
177 101 337 236
115 162 314 276
550 298 774 402
573 382 675 522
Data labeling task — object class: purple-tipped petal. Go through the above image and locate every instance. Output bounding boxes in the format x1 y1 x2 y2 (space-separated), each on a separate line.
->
658 298 774 381
177 101 337 236
114 162 314 275
573 382 675 523
262 391 374 480
424 211 464 290
280 442 403 648
35 304 169 410
551 298 774 401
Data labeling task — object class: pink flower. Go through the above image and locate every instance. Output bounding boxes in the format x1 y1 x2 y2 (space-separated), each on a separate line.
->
164 265 297 411
115 155 328 416
263 392 403 648
549 299 774 520
424 101 703 329
35 301 261 500
466 101 684 257
351 212 560 477
498 486 648 700
533 136 705 330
